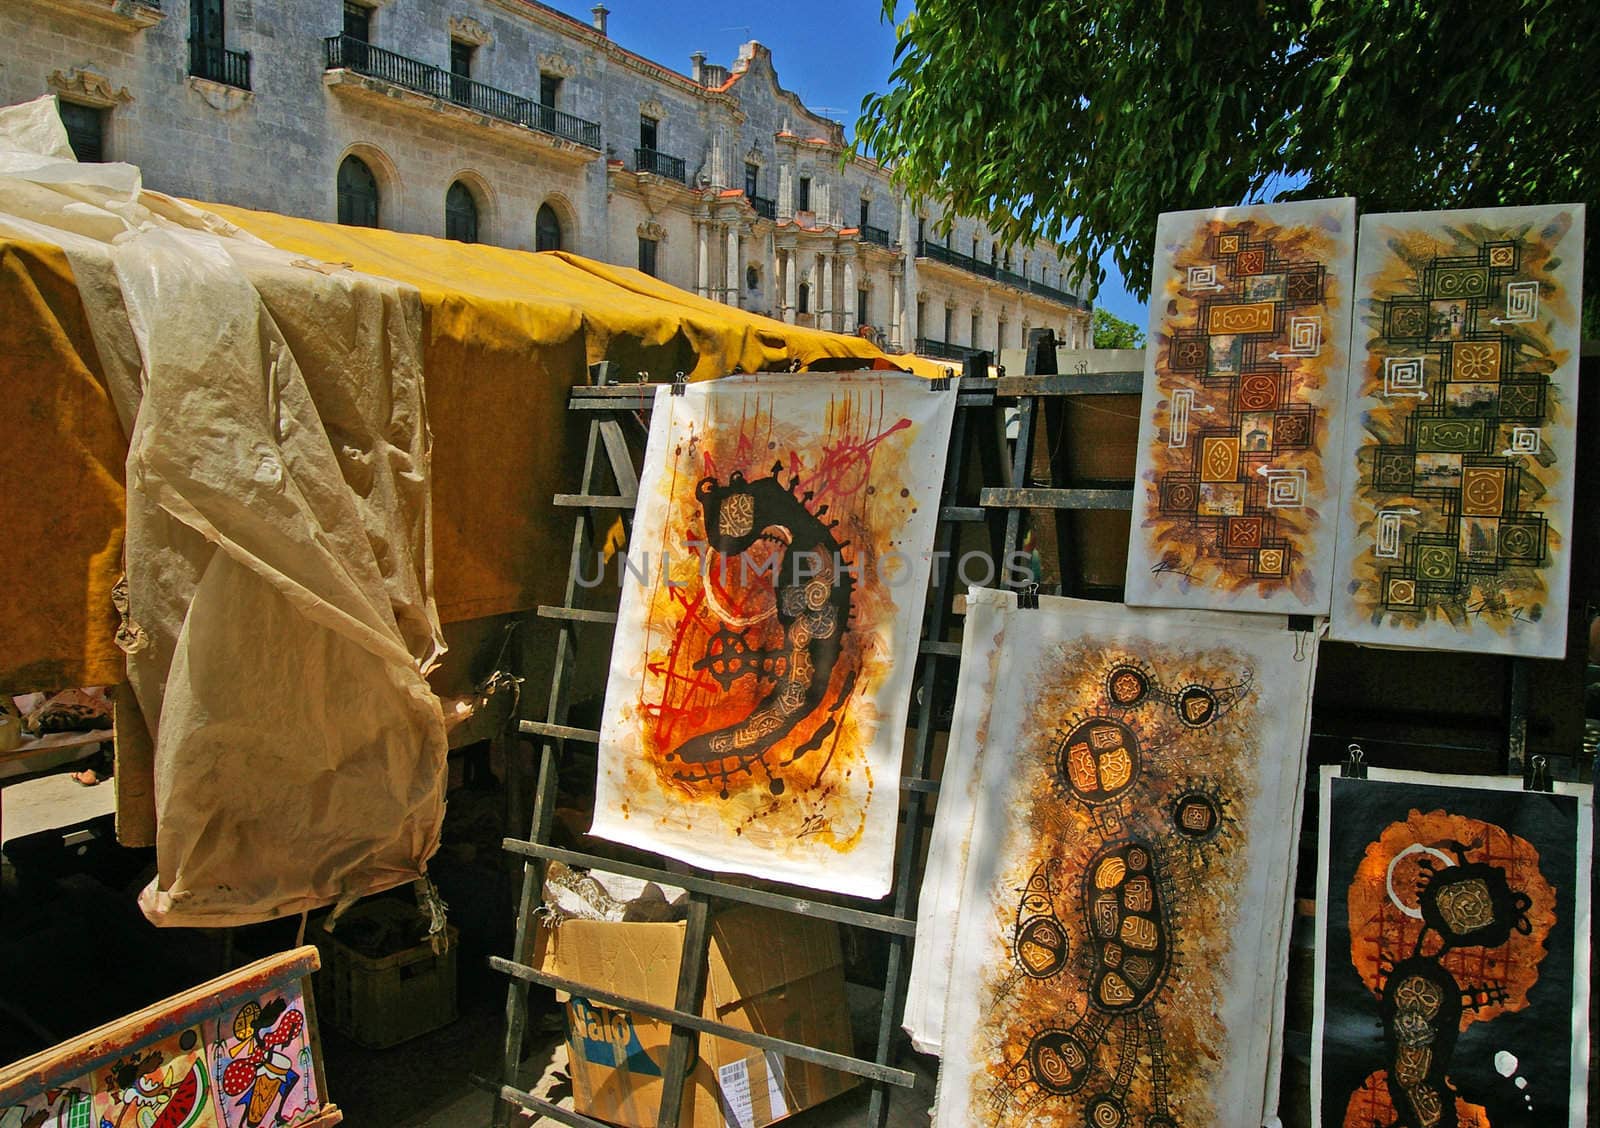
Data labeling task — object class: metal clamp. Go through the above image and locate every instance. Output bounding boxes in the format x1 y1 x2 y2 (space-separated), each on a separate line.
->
931 367 953 392
670 370 688 396
1341 743 1368 779
1017 581 1040 610
1524 754 1553 792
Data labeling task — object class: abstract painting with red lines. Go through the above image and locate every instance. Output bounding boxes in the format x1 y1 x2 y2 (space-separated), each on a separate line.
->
1311 767 1592 1128
591 372 956 897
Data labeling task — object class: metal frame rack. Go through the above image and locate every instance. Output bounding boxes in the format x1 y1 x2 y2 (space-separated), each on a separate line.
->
484 345 1582 1125
483 347 1156 1126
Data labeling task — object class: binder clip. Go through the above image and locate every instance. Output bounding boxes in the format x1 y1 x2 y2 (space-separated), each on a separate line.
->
1524 754 1553 793
1017 581 1040 610
670 371 687 397
931 367 953 392
1341 743 1368 779
996 364 1007 379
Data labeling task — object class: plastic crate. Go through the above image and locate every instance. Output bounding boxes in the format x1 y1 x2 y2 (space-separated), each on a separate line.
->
312 900 459 1048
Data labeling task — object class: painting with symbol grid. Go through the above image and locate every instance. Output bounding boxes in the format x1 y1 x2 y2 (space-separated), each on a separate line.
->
1330 204 1585 657
591 372 955 898
1311 767 1592 1128
1126 198 1356 614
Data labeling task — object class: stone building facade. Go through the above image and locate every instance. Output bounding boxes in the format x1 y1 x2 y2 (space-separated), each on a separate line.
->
3 0 1091 355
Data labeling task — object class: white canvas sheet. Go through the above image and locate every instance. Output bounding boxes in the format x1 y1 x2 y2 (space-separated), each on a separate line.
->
591 372 956 897
901 586 1013 1054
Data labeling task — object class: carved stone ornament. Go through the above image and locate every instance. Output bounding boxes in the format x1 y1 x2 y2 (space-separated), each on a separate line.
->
48 67 133 108
639 98 665 121
637 221 667 241
186 75 251 111
744 144 762 167
537 52 578 78
448 15 491 46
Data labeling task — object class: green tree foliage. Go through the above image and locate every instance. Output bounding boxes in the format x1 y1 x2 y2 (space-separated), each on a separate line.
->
856 1 1600 320
1093 308 1146 349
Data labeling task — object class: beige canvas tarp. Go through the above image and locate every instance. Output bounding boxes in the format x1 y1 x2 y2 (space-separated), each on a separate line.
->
0 96 447 926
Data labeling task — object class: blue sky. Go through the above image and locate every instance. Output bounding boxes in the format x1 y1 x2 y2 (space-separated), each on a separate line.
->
545 0 1149 330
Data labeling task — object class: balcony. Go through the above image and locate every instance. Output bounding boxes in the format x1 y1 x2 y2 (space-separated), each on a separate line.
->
860 223 892 247
633 147 686 183
323 35 601 152
748 194 776 220
915 337 981 362
915 238 1088 310
189 40 251 90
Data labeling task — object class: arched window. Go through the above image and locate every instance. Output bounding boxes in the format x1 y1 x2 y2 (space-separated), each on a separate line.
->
337 155 379 228
535 203 563 251
797 283 810 314
746 265 760 291
445 180 479 243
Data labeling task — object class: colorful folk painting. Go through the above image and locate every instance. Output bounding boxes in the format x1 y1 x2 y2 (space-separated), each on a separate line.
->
1127 198 1357 614
1 950 332 1128
1330 205 1586 657
1312 767 1592 1128
591 372 957 897
902 585 1013 1055
935 596 1317 1127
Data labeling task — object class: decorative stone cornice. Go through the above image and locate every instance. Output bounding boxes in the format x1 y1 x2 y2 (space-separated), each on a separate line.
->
448 15 492 46
48 67 133 108
639 98 665 121
637 220 667 241
537 52 578 78
744 144 763 166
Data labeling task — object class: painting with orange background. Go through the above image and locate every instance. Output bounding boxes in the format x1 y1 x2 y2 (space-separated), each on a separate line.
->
1311 767 1592 1128
591 372 957 897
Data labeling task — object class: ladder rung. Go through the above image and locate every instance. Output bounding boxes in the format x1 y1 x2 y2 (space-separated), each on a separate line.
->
500 839 918 937
553 493 636 509
537 606 619 625
980 486 1134 511
491 957 918 1088
519 721 600 742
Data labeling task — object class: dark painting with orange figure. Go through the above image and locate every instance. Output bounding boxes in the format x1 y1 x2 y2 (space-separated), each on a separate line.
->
935 599 1317 1127
1312 768 1593 1128
1127 198 1357 615
591 372 956 897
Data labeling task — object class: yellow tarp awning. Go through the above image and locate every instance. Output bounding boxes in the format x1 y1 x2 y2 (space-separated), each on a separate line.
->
3 198 942 691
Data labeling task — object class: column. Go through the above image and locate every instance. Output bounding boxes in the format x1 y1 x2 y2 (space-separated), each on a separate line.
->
842 255 857 332
696 221 710 298
765 234 779 317
898 197 917 351
783 248 798 323
778 161 793 218
820 253 835 332
725 224 740 307
889 268 904 352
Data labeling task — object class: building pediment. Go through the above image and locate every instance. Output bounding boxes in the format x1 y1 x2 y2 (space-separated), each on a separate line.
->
48 66 133 107
448 15 492 46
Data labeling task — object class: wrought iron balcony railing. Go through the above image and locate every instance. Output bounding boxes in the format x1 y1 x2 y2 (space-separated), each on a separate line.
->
859 224 891 247
748 194 776 220
189 40 251 90
633 147 686 183
915 238 1086 309
914 337 981 361
323 35 602 150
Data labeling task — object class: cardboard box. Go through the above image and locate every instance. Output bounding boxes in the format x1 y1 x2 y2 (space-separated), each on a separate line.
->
535 905 858 1127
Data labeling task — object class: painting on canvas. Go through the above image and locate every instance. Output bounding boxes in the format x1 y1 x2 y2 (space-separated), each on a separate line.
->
1312 767 1591 1128
1330 204 1585 656
591 372 956 898
935 597 1316 1127
1127 198 1356 614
